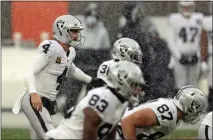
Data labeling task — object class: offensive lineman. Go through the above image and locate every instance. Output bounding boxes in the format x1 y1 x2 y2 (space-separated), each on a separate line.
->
12 15 101 139
167 0 204 93
198 111 212 140
116 85 208 140
45 60 145 140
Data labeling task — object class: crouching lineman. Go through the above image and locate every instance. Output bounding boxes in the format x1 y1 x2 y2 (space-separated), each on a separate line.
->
45 60 145 140
12 15 102 139
198 111 212 140
116 85 208 140
97 37 143 87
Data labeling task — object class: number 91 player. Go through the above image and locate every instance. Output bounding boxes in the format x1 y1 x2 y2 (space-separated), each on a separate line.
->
45 60 145 140
12 15 101 139
116 85 208 140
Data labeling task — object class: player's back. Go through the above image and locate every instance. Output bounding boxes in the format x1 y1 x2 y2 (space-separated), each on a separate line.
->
97 59 119 82
169 13 203 55
45 86 129 139
201 111 212 127
203 16 212 54
117 98 178 140
32 40 73 100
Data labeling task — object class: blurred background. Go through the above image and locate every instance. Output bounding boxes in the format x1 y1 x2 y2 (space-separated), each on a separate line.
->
1 1 211 138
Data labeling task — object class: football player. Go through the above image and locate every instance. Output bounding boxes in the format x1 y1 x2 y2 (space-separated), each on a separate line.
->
12 15 101 139
97 38 143 91
201 2 212 111
45 60 145 140
167 0 204 93
116 85 208 140
198 111 212 140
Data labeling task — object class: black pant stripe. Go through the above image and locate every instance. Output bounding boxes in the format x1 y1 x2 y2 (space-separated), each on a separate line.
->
205 125 210 140
29 96 48 133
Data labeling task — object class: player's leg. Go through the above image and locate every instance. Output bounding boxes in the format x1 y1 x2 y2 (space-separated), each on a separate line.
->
21 93 55 139
198 124 212 140
188 62 200 86
173 60 187 92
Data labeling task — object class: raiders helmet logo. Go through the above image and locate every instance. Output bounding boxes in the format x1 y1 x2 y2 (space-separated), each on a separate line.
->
190 99 201 110
120 45 129 57
118 70 128 82
56 20 65 36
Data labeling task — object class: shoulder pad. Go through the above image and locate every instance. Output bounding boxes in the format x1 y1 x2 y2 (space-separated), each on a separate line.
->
37 40 56 57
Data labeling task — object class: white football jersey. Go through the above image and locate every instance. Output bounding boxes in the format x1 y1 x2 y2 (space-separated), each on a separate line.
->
201 111 212 127
31 40 75 100
45 86 129 140
97 59 119 82
203 16 212 55
116 98 179 140
168 13 203 55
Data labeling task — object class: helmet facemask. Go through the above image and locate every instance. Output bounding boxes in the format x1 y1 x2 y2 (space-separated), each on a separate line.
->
66 29 85 47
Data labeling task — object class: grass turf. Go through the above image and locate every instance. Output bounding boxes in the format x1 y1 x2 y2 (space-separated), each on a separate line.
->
2 128 198 139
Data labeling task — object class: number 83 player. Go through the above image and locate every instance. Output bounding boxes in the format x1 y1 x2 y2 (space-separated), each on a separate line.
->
12 15 101 139
45 60 145 140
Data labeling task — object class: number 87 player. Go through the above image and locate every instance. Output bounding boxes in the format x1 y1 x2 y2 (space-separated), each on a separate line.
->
12 15 102 139
116 85 208 140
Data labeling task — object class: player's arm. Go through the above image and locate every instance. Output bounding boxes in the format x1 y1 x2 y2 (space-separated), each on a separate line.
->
167 15 181 60
121 108 159 140
68 62 106 87
24 51 51 111
24 41 53 111
68 62 92 83
83 107 102 140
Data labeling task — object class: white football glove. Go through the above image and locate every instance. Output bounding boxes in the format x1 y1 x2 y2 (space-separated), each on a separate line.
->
201 61 209 75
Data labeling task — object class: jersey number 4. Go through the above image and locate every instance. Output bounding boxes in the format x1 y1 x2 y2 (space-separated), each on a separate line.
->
42 44 51 54
157 104 173 120
56 68 68 91
179 27 198 43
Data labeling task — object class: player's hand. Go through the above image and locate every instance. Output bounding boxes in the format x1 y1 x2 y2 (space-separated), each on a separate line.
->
30 93 43 112
201 61 209 74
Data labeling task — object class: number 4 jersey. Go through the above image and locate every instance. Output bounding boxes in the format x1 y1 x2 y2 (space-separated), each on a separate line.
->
26 40 75 100
45 86 129 139
116 98 179 140
168 13 203 55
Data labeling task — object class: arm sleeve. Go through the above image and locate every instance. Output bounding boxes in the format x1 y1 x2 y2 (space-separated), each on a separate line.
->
24 40 55 94
24 53 50 94
68 62 92 83
167 15 181 60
